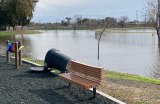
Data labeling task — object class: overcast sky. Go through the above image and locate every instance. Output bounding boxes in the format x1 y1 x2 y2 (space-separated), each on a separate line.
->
31 0 147 23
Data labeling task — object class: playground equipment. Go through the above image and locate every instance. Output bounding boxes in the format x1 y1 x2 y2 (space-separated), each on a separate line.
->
6 40 24 69
44 49 71 73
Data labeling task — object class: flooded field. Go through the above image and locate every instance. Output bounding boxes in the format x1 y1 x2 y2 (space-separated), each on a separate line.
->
0 29 159 79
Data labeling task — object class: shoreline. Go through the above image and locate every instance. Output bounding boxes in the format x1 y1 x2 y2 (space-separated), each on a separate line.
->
0 30 41 37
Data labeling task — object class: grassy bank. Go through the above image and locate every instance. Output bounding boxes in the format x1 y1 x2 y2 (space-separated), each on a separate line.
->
0 30 41 37
23 57 160 85
23 57 44 65
105 71 160 85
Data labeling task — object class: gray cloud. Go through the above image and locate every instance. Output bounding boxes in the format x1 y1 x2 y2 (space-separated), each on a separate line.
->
32 0 146 23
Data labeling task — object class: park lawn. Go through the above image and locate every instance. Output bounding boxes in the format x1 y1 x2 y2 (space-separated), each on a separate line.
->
0 30 40 37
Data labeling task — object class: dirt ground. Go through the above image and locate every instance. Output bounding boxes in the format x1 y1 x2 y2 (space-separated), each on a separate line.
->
98 77 160 104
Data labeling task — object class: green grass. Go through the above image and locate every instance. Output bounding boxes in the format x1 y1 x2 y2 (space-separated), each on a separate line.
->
18 30 41 34
0 31 17 36
23 57 44 65
0 30 41 37
105 71 160 85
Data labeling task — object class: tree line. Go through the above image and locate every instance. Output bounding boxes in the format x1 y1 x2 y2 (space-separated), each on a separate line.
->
61 16 131 29
0 0 38 30
30 15 152 30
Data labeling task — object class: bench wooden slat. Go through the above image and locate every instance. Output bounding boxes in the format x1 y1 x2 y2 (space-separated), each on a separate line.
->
70 71 101 84
59 73 99 89
70 67 102 78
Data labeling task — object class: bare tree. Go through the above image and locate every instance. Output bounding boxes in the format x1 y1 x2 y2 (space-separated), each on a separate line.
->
105 17 117 28
145 0 157 28
66 17 71 25
118 16 128 28
145 0 160 45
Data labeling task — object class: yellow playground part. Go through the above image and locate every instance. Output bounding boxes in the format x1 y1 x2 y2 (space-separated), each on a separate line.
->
18 46 24 51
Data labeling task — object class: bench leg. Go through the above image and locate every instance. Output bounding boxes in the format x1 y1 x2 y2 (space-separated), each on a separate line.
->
93 88 96 98
68 82 71 87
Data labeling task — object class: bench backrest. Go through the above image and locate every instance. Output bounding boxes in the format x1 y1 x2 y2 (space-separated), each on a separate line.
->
68 60 103 82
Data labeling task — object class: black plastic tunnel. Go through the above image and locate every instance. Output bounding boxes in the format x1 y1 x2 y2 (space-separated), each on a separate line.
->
44 49 71 73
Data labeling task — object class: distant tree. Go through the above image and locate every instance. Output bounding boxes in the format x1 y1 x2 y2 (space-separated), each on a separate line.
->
78 18 90 29
95 19 106 28
82 18 90 29
0 0 9 30
76 17 82 26
0 0 38 30
16 0 38 30
105 17 117 28
61 20 64 26
65 17 71 26
4 0 18 30
118 16 128 28
82 18 89 24
90 19 99 27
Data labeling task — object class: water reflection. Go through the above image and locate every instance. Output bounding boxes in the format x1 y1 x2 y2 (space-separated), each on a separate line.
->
151 47 160 78
95 31 156 47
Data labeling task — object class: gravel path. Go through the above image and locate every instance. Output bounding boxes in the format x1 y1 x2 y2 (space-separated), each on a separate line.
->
0 56 116 104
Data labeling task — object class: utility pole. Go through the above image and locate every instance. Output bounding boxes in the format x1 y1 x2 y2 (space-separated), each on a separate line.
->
136 10 138 25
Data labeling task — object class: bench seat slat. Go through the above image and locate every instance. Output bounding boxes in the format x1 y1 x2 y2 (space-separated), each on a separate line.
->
70 71 101 84
59 73 99 89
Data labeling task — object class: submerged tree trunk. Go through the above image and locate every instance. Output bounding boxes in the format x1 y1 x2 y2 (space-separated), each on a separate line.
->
13 25 16 30
157 29 160 46
21 25 23 30
8 26 10 30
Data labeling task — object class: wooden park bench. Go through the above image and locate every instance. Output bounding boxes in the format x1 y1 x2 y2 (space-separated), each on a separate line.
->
59 60 103 98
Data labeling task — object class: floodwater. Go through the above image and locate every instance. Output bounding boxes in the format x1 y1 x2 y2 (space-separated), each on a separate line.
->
0 29 160 79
